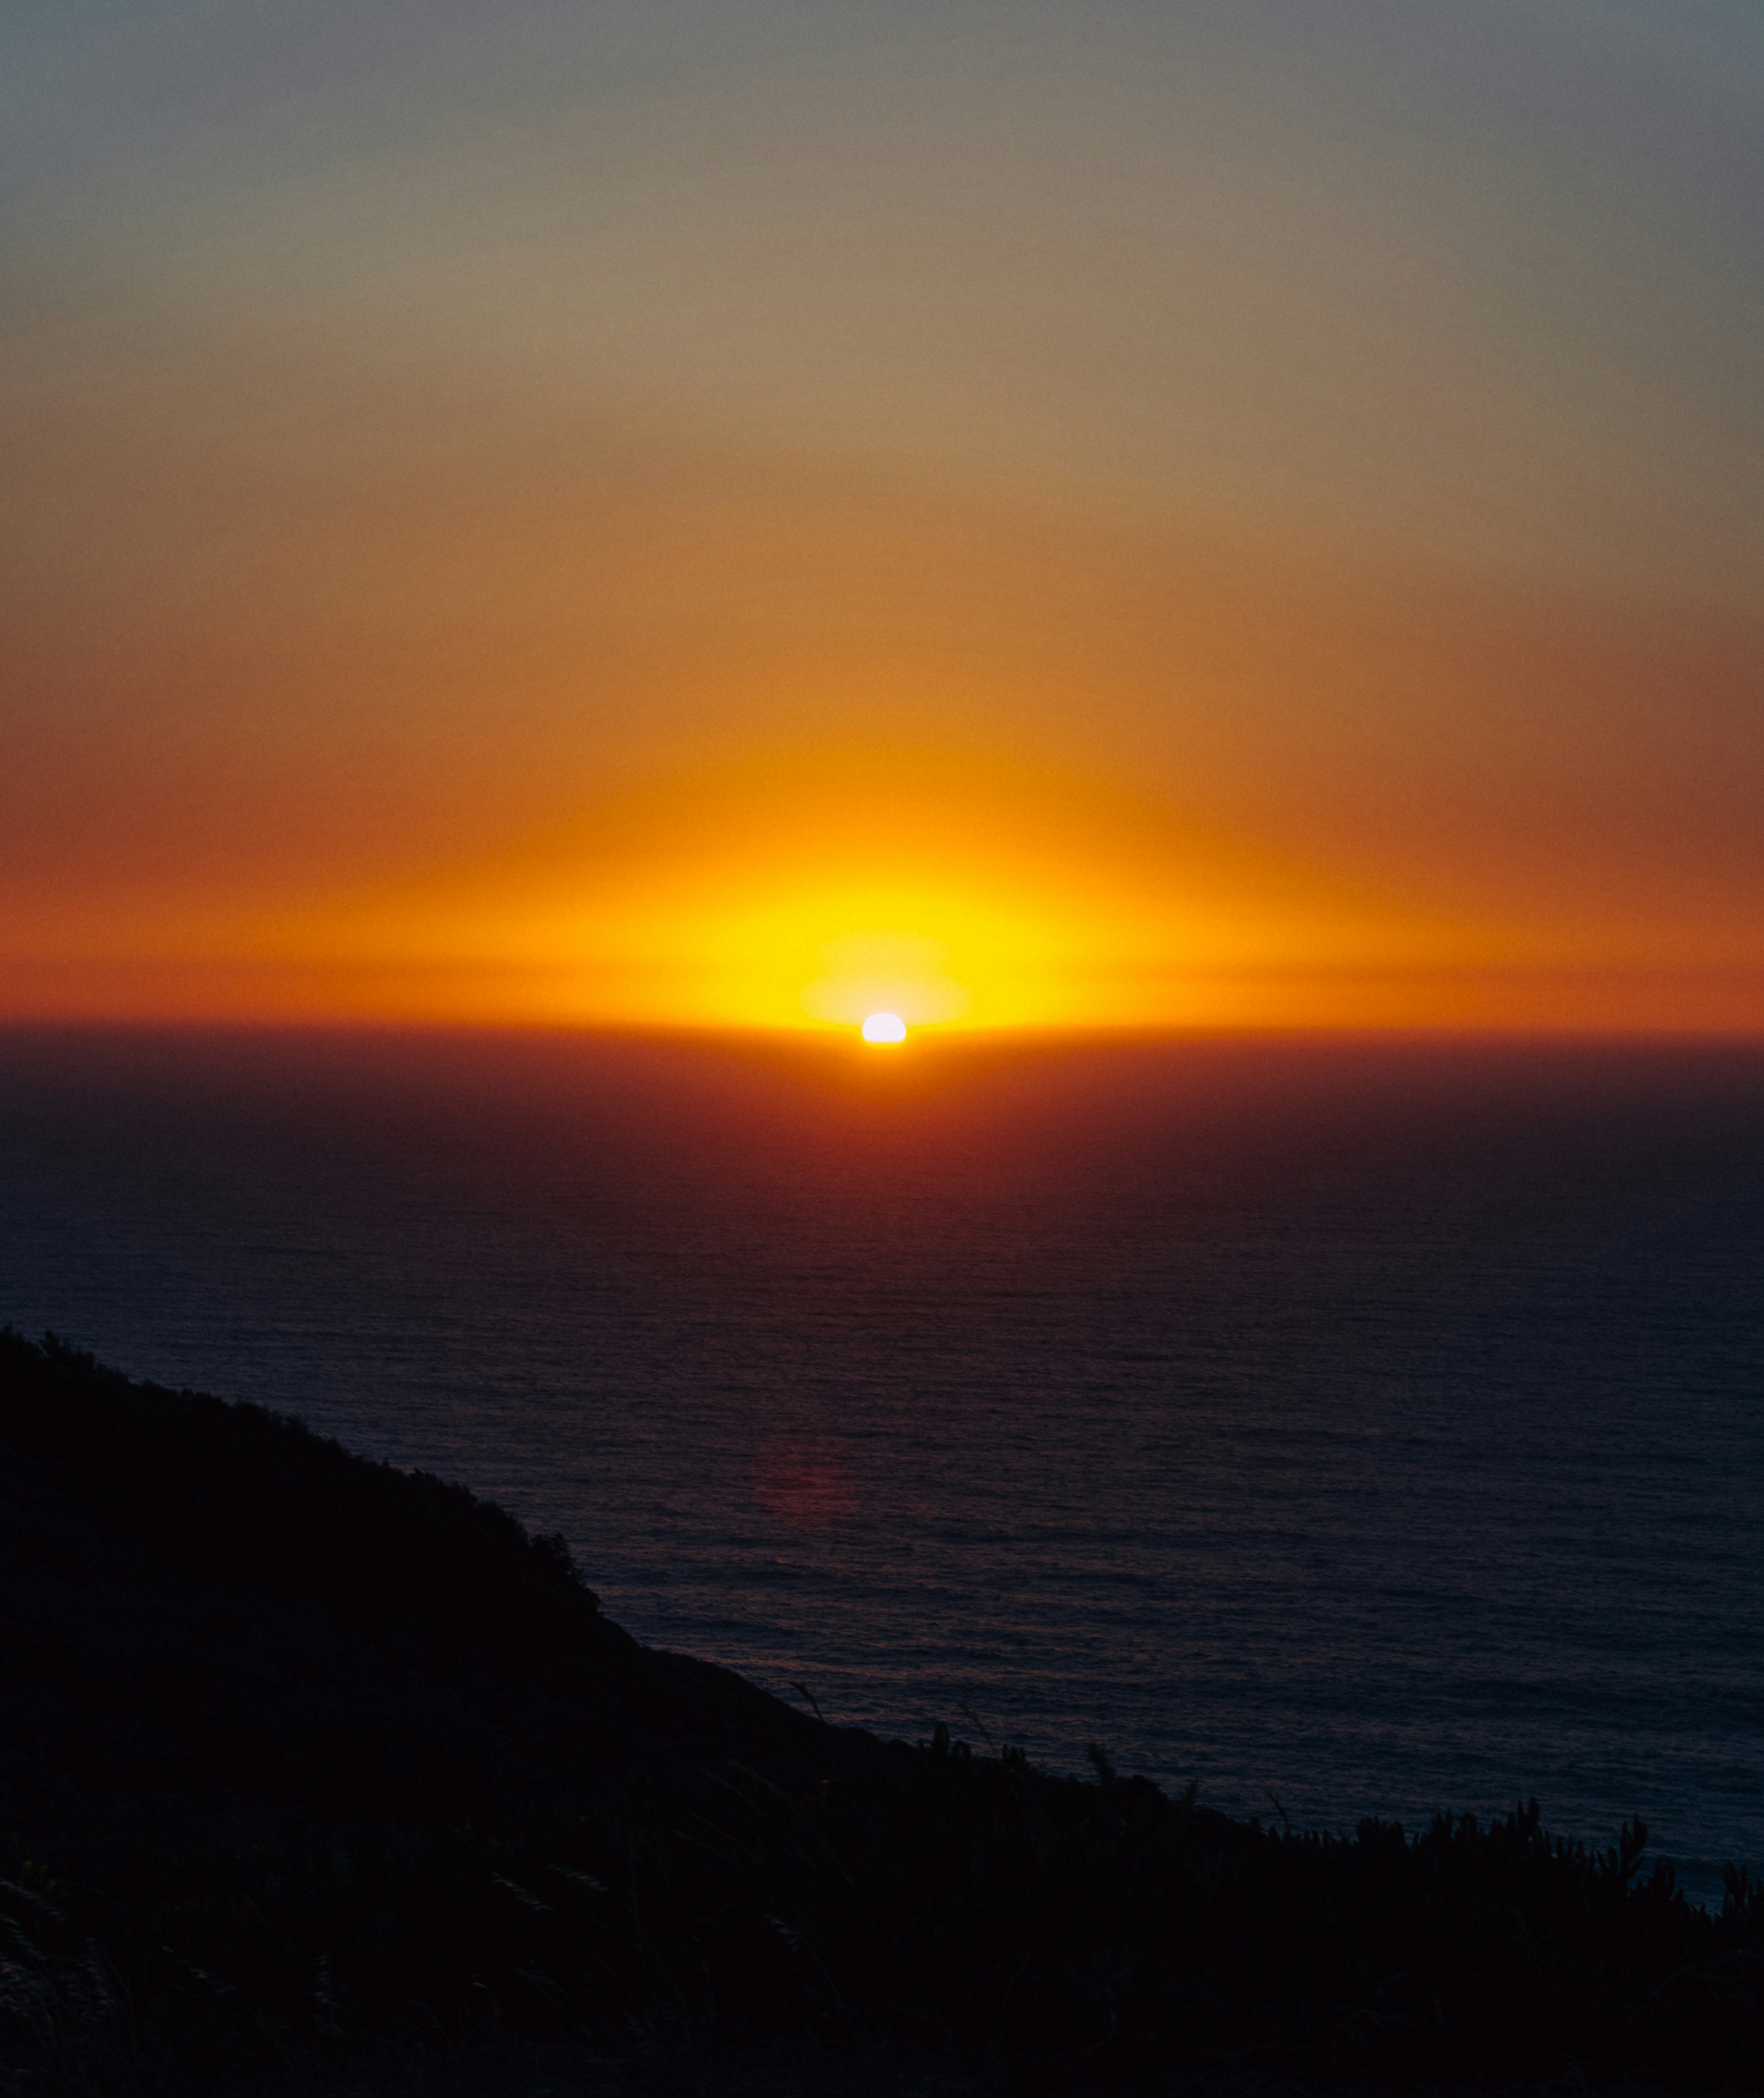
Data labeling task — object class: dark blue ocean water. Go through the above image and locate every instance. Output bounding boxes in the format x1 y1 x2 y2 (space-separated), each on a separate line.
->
1 1027 1760 1899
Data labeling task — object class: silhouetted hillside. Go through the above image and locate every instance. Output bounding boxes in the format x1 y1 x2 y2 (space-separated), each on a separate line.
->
0 1330 1758 2096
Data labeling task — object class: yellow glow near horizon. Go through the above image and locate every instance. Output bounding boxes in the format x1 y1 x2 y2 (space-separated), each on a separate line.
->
224 750 1304 1032
804 933 967 1029
16 739 1760 1037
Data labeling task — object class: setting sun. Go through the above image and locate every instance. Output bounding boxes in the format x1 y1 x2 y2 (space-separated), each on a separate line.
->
860 1012 907 1044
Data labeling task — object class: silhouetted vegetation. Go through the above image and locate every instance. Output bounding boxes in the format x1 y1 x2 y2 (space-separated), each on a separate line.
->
0 1329 1758 2095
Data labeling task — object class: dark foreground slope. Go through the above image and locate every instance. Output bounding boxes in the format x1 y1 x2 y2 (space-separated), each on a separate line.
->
0 1333 1758 2097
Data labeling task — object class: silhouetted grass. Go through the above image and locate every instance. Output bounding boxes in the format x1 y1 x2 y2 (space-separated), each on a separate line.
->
0 1329 1757 2094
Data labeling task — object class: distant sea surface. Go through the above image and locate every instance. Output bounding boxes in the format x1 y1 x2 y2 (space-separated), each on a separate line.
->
2 1027 1760 1897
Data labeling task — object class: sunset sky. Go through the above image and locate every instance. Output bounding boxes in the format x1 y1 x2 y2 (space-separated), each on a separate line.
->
5 0 1761 1032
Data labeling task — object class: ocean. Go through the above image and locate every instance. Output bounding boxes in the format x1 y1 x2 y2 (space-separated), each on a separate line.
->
1 1025 1759 1900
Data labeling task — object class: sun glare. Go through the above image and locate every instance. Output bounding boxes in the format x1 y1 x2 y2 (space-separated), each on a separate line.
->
860 1011 907 1044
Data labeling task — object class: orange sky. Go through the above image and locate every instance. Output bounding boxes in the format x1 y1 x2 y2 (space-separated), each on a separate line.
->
4 2 1761 1034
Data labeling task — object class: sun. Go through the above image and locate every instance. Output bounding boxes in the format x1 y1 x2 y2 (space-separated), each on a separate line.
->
860 1011 908 1044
